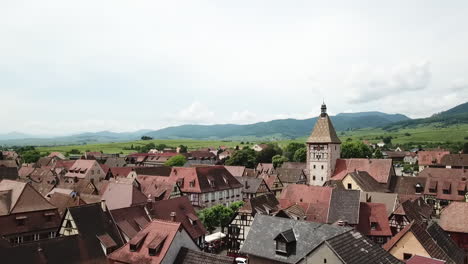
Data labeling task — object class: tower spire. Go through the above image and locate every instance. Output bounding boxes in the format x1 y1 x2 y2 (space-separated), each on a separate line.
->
321 101 327 117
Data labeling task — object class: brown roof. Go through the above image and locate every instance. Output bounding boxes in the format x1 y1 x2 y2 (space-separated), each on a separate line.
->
107 220 186 264
0 180 56 215
357 202 392 237
306 113 341 144
235 177 269 194
418 150 450 166
240 193 279 215
256 163 274 174
392 176 426 196
419 168 468 201
224 166 246 177
149 196 206 241
344 171 389 192
100 181 148 210
439 154 468 167
138 175 177 201
0 167 19 181
275 168 307 184
111 205 151 240
47 192 83 216
280 162 306 170
439 202 468 233
168 166 242 194
174 247 234 264
0 160 18 168
333 158 393 184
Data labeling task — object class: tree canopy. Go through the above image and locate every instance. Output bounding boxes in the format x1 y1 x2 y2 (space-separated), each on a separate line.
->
272 155 288 168
197 202 243 233
293 147 307 162
283 143 305 161
164 154 187 167
256 143 282 164
341 141 373 159
225 148 257 168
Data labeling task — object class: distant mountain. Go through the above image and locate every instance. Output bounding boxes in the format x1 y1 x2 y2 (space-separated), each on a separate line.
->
142 112 410 140
382 102 468 130
0 132 35 140
0 112 411 146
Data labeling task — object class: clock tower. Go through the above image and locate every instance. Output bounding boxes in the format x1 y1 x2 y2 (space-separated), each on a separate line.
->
306 103 341 186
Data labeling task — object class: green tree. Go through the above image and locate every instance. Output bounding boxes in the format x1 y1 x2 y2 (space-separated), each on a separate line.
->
256 143 283 164
178 145 188 153
197 205 234 233
293 147 307 162
68 149 81 154
283 143 305 161
140 143 156 153
341 141 373 158
272 155 288 168
155 144 168 151
164 154 187 167
22 150 41 163
374 148 384 159
383 136 392 145
141 136 153 140
225 148 257 168
229 201 244 212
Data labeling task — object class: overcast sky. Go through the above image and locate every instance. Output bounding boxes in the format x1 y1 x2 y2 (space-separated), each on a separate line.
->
1 0 467 135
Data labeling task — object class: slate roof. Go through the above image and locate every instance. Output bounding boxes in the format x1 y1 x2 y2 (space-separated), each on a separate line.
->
439 202 468 233
134 166 172 176
439 154 468 167
240 214 351 264
344 171 389 192
0 235 108 264
357 202 392 237
110 205 151 240
327 189 360 225
104 157 127 167
306 109 341 144
276 168 307 184
174 247 234 264
149 196 206 241
281 162 306 170
239 193 279 215
392 198 432 223
0 167 18 180
333 158 394 185
326 230 403 264
383 221 464 264
235 177 268 194
67 203 124 249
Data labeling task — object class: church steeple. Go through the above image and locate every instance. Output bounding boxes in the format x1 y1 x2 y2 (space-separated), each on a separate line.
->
306 103 341 186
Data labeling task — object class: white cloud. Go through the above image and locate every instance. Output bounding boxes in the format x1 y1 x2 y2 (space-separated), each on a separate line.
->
345 61 431 104
230 110 258 124
171 101 215 125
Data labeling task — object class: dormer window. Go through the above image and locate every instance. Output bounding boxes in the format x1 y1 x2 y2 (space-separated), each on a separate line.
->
15 216 27 226
415 183 423 194
429 181 437 193
189 180 195 188
442 182 451 195
370 222 378 230
274 229 296 256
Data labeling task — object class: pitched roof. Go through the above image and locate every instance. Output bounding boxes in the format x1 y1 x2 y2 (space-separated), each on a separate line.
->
169 166 242 194
256 163 274 173
418 150 450 166
240 193 279 215
280 162 306 170
391 176 426 195
333 158 393 184
174 247 234 264
235 177 268 194
0 180 56 216
359 192 399 216
137 175 177 201
67 203 124 247
392 198 432 223
224 166 246 177
439 154 468 167
109 167 134 178
134 166 172 176
104 157 127 167
383 221 464 264
0 167 18 180
439 202 468 233
327 189 360 225
0 160 18 168
107 220 186 264
64 160 100 178
406 255 446 264
149 196 206 241
100 181 148 210
419 168 468 201
357 202 392 237
110 205 151 240
345 171 389 192
240 214 351 264
0 235 108 264
326 230 402 264
306 111 341 144
275 168 307 184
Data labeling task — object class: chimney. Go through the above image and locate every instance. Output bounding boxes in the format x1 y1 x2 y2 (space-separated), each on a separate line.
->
170 212 176 222
101 200 107 212
146 196 153 210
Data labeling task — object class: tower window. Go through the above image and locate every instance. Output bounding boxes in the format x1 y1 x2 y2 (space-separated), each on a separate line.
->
313 165 316 169
321 165 324 169
321 177 323 181
313 176 316 180
347 183 352 189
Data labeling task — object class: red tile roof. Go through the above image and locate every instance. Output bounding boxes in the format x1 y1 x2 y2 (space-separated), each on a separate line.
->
332 158 393 184
109 167 134 178
137 175 177 201
418 151 450 166
357 202 392 237
419 168 468 201
149 196 206 241
439 202 468 234
107 220 184 264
